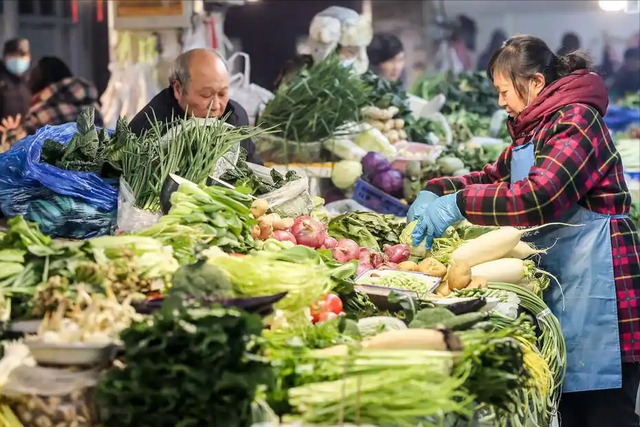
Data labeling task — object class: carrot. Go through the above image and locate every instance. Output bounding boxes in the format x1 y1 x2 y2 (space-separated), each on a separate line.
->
450 223 580 266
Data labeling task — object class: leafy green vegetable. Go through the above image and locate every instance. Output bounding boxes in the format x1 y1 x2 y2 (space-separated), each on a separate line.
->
411 72 500 117
260 55 371 143
328 212 404 252
40 107 117 174
360 70 410 118
409 307 455 328
169 258 234 299
219 147 301 196
96 306 272 427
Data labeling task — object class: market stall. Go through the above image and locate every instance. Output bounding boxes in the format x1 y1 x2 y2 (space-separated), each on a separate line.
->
0 5 638 424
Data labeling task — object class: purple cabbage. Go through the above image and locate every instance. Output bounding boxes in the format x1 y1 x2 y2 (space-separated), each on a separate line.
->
361 152 391 179
372 169 403 197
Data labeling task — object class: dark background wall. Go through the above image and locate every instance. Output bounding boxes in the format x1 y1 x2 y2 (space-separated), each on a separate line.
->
225 0 363 91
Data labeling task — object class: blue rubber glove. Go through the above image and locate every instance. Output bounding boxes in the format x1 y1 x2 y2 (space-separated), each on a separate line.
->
412 192 464 249
407 191 439 222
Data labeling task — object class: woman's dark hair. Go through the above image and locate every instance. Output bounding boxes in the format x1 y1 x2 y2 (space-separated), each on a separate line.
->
367 33 404 66
28 56 73 94
487 34 593 98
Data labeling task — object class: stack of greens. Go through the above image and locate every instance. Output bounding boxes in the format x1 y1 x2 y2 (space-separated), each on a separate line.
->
260 55 371 143
411 72 499 116
327 212 405 252
142 180 257 255
119 115 264 212
617 91 640 108
40 108 122 175
219 148 301 197
96 306 272 427
361 70 410 119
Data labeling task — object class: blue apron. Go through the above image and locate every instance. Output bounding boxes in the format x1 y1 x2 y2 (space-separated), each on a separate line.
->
511 139 623 393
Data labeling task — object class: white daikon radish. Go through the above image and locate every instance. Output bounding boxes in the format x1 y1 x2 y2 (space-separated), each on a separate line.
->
471 258 534 284
451 223 580 266
507 241 548 259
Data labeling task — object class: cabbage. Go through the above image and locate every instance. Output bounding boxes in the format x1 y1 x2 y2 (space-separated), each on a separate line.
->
371 169 403 197
361 151 391 179
331 160 363 190
354 128 396 159
400 220 428 258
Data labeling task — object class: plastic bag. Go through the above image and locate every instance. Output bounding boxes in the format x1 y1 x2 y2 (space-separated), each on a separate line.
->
117 178 161 233
228 52 274 125
2 365 100 427
0 123 118 239
248 163 314 218
605 105 640 133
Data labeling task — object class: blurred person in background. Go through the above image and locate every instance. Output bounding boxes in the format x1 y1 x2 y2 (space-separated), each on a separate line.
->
476 29 507 71
367 33 406 83
0 56 102 148
557 32 581 57
610 47 640 100
0 38 31 123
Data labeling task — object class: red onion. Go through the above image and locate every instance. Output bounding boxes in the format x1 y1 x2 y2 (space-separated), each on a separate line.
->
359 248 371 264
377 262 397 270
290 216 327 248
331 239 361 263
384 244 411 264
273 230 297 244
323 236 338 249
371 252 385 268
357 263 372 275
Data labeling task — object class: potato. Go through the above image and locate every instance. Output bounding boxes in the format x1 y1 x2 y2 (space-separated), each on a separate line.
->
398 129 407 141
394 119 405 130
383 120 395 132
386 129 400 143
368 119 386 131
448 261 472 290
466 276 488 289
435 280 450 297
417 257 447 277
397 261 418 271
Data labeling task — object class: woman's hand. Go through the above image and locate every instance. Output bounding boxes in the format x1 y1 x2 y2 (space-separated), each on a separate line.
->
411 192 464 249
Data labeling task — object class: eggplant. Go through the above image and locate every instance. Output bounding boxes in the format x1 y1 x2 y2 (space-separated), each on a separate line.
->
442 297 486 315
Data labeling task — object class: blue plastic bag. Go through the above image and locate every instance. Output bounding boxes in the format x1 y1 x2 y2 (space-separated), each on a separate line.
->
0 123 118 238
605 105 640 133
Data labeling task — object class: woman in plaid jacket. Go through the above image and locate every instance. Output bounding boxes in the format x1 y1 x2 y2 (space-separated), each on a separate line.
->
410 35 640 427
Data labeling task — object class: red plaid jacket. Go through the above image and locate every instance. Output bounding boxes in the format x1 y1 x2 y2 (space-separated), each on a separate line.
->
426 101 640 363
5 77 103 146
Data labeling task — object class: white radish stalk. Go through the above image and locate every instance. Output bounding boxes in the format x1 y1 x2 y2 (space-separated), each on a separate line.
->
451 223 581 267
507 239 557 259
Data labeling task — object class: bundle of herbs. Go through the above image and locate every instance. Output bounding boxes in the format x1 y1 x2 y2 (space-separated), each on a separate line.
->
95 305 272 427
219 147 301 196
119 115 264 212
259 55 371 143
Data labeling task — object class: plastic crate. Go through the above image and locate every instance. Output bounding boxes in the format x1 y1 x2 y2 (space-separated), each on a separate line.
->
352 179 409 217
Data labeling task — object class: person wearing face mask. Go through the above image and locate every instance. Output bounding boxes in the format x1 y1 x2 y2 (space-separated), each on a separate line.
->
0 38 31 123
129 48 262 164
367 33 406 83
408 34 640 427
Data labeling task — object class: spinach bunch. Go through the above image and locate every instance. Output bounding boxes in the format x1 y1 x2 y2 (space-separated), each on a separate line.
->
96 306 272 427
361 70 410 118
40 108 125 175
327 212 404 252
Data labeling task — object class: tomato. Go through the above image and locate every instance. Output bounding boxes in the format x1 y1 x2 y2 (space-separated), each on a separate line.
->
317 311 338 323
324 294 343 315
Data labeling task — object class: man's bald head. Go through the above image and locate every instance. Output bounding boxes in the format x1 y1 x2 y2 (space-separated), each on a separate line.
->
170 48 230 118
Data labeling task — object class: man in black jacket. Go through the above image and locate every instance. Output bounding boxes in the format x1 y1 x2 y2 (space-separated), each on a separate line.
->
0 38 31 122
129 48 262 164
